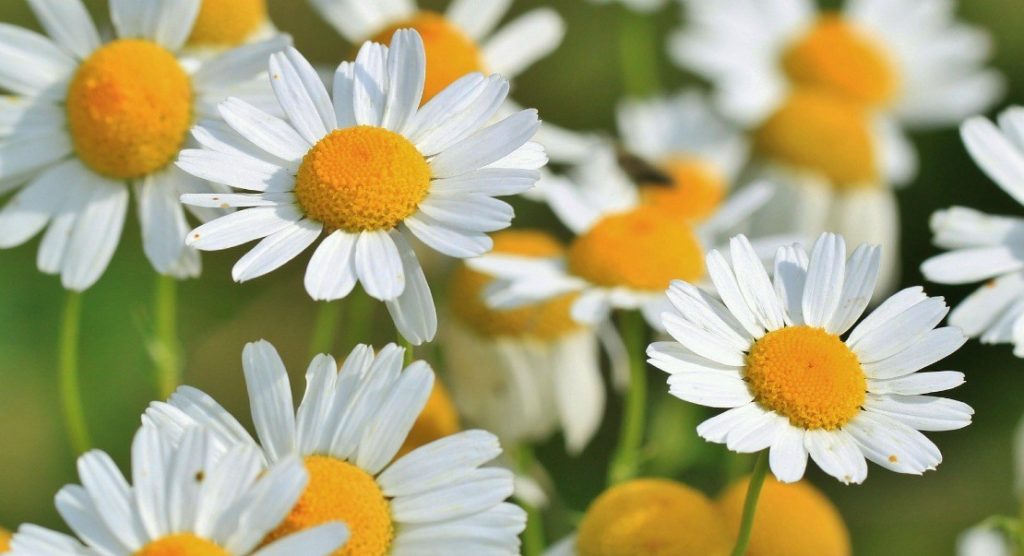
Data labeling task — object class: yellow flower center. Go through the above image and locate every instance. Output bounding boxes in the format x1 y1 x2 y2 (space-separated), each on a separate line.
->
567 206 705 291
267 456 393 556
397 380 461 459
0 528 10 553
449 230 583 339
187 0 268 47
66 39 193 179
718 475 851 556
576 479 732 556
782 14 898 106
294 126 431 233
372 12 485 103
753 88 878 187
133 534 229 556
641 158 726 223
745 326 866 430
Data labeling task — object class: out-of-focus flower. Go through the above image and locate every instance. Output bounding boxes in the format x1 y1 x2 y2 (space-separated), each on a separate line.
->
649 232 972 484
185 0 277 55
957 525 1014 556
397 379 461 458
923 107 1024 357
588 0 667 13
0 0 289 290
0 529 9 553
38 425 349 555
444 229 609 454
544 478 733 555
144 340 526 555
177 31 543 345
717 475 851 556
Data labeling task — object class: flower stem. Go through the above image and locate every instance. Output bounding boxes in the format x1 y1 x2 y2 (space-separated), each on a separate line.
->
399 336 414 366
517 445 546 556
618 6 661 97
308 301 343 359
607 310 648 484
59 290 90 455
153 274 182 399
730 451 770 556
342 290 373 352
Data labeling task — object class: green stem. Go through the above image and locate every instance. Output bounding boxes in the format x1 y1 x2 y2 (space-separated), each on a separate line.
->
342 290 373 352
730 451 770 556
308 301 343 359
607 310 648 484
517 445 546 556
154 274 182 399
59 291 90 455
399 336 414 366
618 6 661 97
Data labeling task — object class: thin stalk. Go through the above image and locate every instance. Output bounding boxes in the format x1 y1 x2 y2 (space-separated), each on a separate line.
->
607 310 648 484
153 274 182 399
399 336 414 366
308 301 343 359
518 445 546 556
618 6 661 97
59 291 90 455
730 451 770 556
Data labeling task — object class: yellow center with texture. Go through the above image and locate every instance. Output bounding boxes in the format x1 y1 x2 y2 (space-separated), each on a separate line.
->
576 479 732 556
295 126 431 233
567 206 705 291
187 0 268 47
450 230 583 339
783 14 898 106
373 12 485 103
641 159 726 222
67 39 193 179
133 534 229 556
745 326 866 430
266 456 393 556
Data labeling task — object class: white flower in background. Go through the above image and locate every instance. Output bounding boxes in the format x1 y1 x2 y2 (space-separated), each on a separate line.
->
671 0 1004 296
0 0 289 290
177 31 543 345
923 107 1024 357
144 340 526 555
470 143 777 330
35 425 349 555
183 0 278 55
444 229 616 454
649 232 972 484
587 0 667 13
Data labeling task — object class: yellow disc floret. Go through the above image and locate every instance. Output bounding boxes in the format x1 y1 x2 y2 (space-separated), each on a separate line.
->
718 475 852 556
783 14 898 106
294 126 431 233
134 534 229 556
67 39 193 179
0 528 10 553
267 456 393 556
754 88 879 187
397 380 461 458
567 206 705 291
576 479 732 556
187 0 268 47
449 230 583 339
745 326 866 430
641 158 727 223
373 12 485 103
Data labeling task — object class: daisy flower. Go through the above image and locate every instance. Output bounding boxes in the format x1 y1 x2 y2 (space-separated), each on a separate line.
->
177 31 543 345
144 340 527 555
470 144 775 330
587 0 667 13
922 107 1024 357
649 232 973 484
0 0 289 290
185 0 277 54
444 229 612 454
671 0 1004 294
45 424 349 555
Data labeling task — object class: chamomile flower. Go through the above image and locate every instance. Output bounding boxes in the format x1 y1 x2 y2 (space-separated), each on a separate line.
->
922 107 1024 357
649 233 973 484
186 0 276 53
544 479 733 556
49 425 349 555
470 145 775 330
178 31 543 345
444 229 611 454
0 0 289 290
144 340 527 555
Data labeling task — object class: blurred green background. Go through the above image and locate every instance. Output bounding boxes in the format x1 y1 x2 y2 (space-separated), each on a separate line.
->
1 1 1024 554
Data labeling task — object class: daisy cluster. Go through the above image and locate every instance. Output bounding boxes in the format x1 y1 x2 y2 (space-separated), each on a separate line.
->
0 0 1018 555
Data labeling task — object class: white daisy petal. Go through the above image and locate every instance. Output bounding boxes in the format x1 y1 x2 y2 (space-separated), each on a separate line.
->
862 327 967 379
252 524 349 556
850 297 950 364
351 41 389 127
705 249 763 338
869 371 965 396
667 368 752 408
136 171 191 275
305 230 359 301
408 74 509 156
356 361 434 474
769 425 808 483
55 485 128 554
430 110 540 178
804 428 868 484
921 246 1024 285
269 48 335 143
846 286 928 345
0 158 78 248
379 430 502 497
773 244 810 326
0 130 73 178
665 281 750 350
177 149 294 192
662 312 747 367
243 340 297 462
26 0 101 59
381 29 425 132
446 0 513 40
403 215 493 258
332 61 357 129
429 168 540 197
730 234 785 331
355 230 405 300
232 218 322 282
61 180 129 291
846 411 942 475
802 233 846 328
218 97 311 163
390 467 515 523
179 192 293 209
696 403 763 445
865 394 974 432
961 115 1024 206
186 205 304 250
191 35 291 93
385 231 438 345
482 8 565 78
827 244 881 335
725 408 787 453
417 194 514 233
76 451 143 549
0 23 75 95
949 273 1024 337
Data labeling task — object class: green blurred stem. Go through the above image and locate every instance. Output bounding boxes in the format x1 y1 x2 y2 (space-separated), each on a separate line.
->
59 290 90 455
517 445 546 556
730 451 770 556
399 336 414 366
154 274 182 399
342 290 373 352
308 301 343 359
618 6 661 97
607 310 648 484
